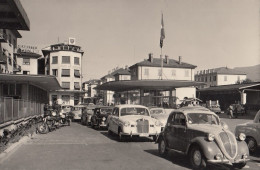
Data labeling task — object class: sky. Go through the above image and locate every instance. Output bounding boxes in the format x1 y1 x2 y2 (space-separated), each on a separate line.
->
19 0 260 81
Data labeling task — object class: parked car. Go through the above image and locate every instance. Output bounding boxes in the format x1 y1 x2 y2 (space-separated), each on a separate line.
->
107 105 163 141
235 109 260 153
90 106 113 129
230 104 245 116
157 106 249 170
71 105 86 121
81 105 96 125
149 107 169 130
205 100 222 114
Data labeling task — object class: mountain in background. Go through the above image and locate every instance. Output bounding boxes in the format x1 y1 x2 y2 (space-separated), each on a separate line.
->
234 64 260 82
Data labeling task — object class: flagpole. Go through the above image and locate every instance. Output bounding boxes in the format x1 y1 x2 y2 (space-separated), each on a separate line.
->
161 47 163 80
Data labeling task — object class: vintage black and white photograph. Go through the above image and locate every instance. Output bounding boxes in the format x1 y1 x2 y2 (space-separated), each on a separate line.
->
0 0 260 169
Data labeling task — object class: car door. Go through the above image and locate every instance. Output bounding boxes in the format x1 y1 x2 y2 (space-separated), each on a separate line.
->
110 107 119 133
164 113 177 149
174 113 189 152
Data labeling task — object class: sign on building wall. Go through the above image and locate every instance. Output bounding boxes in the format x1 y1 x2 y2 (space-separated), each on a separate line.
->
17 45 39 53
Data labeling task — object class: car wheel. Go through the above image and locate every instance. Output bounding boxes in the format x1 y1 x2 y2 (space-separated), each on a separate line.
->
158 138 168 157
189 146 207 170
118 128 126 142
246 137 257 153
232 162 246 169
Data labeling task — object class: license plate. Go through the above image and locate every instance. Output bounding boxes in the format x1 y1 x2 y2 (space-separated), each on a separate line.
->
139 133 149 137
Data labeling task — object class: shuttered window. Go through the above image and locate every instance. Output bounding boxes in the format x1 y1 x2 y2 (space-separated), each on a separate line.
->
74 82 80 90
62 56 70 64
74 70 80 78
62 69 70 77
52 56 58 64
62 82 70 89
74 57 79 65
23 58 30 65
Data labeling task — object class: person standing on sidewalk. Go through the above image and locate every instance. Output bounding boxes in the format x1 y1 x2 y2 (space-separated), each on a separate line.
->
228 105 234 119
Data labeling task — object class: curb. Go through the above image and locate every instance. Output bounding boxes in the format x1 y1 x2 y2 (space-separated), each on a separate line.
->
0 135 32 164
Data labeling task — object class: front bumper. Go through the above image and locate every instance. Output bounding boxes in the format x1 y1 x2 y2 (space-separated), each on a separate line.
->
120 132 159 137
208 158 249 164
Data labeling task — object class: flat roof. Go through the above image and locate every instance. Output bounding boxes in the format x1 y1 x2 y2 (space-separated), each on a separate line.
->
96 80 205 92
198 82 260 92
0 0 30 30
0 74 61 91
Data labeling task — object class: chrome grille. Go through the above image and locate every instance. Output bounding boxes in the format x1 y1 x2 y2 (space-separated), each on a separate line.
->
136 119 149 133
219 132 237 158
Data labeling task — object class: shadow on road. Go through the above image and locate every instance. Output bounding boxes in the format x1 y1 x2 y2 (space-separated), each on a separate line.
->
100 131 154 143
143 149 242 170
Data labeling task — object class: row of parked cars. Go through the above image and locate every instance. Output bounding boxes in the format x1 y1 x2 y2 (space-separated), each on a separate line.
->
77 103 260 169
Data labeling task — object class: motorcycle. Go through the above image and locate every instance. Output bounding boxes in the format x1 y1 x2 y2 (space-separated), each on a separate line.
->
37 109 58 134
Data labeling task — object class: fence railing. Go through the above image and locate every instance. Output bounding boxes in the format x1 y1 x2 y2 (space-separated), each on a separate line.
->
0 97 44 125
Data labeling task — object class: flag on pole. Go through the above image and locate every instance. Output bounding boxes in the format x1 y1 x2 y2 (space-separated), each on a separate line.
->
160 13 165 48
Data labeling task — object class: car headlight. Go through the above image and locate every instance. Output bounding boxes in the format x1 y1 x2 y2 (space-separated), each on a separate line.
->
155 120 162 126
238 133 246 141
102 117 106 121
207 133 215 142
123 121 130 127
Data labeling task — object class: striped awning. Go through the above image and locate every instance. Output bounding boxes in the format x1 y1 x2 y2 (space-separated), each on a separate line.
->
74 82 80 89
74 70 80 77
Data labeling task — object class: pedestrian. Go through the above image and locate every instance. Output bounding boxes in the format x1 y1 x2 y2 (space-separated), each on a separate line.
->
227 105 233 119
234 104 238 118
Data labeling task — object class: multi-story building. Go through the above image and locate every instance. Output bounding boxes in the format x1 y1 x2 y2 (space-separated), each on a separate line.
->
41 38 84 105
195 67 247 88
129 53 196 81
0 29 22 74
14 45 41 75
82 79 101 103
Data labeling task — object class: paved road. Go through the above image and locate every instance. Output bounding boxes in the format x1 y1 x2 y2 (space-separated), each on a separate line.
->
0 119 259 170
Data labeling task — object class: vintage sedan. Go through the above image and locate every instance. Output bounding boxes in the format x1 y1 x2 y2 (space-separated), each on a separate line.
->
157 106 249 170
149 107 169 130
107 105 163 141
71 105 86 121
90 106 113 129
81 104 96 125
235 109 260 153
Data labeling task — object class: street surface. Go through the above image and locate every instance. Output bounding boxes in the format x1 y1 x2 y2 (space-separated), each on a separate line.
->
0 118 259 170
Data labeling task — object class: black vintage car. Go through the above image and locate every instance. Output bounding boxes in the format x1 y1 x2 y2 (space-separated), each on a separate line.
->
90 106 113 129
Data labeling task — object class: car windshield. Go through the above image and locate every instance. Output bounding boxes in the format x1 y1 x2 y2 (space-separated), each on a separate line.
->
120 107 149 116
187 113 219 125
100 108 113 114
150 109 164 115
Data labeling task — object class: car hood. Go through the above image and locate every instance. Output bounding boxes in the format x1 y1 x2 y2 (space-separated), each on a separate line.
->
190 124 239 160
151 114 169 126
119 115 157 123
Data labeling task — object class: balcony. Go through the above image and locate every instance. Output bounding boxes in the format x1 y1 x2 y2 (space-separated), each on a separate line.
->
0 53 7 64
13 64 21 72
0 32 8 42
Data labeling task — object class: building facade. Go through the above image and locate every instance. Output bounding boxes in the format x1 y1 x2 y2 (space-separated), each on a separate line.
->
129 54 196 81
195 67 247 88
41 38 84 106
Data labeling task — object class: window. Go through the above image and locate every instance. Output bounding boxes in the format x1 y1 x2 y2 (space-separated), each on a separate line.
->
61 69 70 77
61 95 70 104
224 76 227 81
52 56 58 64
62 82 70 89
172 69 176 76
213 76 216 81
74 57 79 65
174 113 186 125
8 57 12 65
74 82 80 90
52 69 58 76
205 77 207 82
158 69 162 76
62 56 70 64
23 71 30 75
210 76 212 82
23 58 30 65
144 68 149 76
185 70 190 77
74 69 80 78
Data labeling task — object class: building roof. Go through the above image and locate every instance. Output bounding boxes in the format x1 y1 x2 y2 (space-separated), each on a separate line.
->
0 0 30 30
129 57 197 69
198 82 260 92
14 51 41 59
0 74 61 91
101 68 129 80
196 67 247 75
96 80 205 92
83 79 100 85
41 43 84 56
114 69 131 76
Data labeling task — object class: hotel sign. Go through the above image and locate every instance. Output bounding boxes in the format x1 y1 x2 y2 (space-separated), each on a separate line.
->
17 45 39 53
